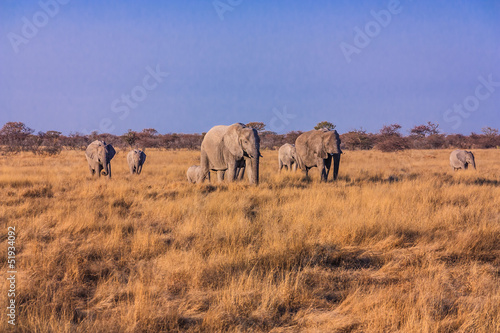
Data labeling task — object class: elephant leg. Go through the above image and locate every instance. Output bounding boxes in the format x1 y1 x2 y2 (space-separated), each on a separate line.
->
279 160 283 173
217 171 225 182
198 150 210 183
226 162 237 182
324 156 332 181
292 162 297 172
238 165 245 180
97 164 102 177
89 165 95 176
318 159 327 182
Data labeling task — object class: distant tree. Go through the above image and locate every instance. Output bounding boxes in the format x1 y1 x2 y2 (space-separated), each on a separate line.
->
479 127 500 148
259 131 283 149
445 134 468 149
45 130 62 139
0 122 35 153
137 128 160 148
379 124 402 136
0 122 34 140
89 131 100 142
374 124 408 152
36 130 62 155
314 121 336 131
481 127 499 137
141 128 158 136
341 128 374 150
246 122 266 132
410 122 440 138
409 122 444 149
65 132 88 150
122 129 138 147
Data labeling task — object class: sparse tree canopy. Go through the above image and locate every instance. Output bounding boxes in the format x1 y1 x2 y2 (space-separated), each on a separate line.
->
482 127 499 136
122 129 138 147
410 122 439 137
45 131 62 139
0 121 34 138
380 124 402 136
314 121 336 131
246 122 266 132
141 128 159 136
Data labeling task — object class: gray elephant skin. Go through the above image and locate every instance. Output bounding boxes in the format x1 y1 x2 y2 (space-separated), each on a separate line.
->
295 129 342 181
278 143 299 172
199 123 260 185
127 149 146 174
187 165 210 183
85 140 116 178
450 149 476 170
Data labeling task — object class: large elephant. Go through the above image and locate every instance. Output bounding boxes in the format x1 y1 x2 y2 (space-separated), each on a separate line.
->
278 143 299 172
85 140 116 178
450 149 476 170
127 149 146 174
199 123 260 185
295 129 342 181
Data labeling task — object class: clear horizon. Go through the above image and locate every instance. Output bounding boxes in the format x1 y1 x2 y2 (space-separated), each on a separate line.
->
1 0 499 136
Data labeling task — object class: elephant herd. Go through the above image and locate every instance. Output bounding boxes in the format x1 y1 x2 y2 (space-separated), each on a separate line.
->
85 141 146 178
85 123 476 182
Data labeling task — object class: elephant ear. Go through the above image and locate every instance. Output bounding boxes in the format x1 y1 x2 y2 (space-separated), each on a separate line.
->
141 151 146 163
86 142 97 159
224 124 244 159
107 144 116 160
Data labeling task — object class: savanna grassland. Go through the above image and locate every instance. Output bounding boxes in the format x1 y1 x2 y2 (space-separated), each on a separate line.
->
1 148 500 332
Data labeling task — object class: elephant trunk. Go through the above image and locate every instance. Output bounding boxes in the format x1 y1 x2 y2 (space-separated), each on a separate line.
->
251 155 259 185
137 162 142 174
295 153 305 170
102 161 111 178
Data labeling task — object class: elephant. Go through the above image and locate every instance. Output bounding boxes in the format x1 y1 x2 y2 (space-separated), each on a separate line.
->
85 140 116 178
278 143 299 172
450 150 476 170
199 123 260 185
187 165 210 183
127 149 146 174
295 129 342 182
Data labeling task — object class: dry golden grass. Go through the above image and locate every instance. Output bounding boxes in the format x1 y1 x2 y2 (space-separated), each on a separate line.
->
1 148 500 332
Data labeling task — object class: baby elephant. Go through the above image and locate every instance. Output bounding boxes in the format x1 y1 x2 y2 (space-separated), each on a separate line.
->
450 149 476 171
278 143 299 172
127 149 146 174
187 165 209 183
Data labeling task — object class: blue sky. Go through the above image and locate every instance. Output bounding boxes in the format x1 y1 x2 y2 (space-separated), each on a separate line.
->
1 0 499 135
